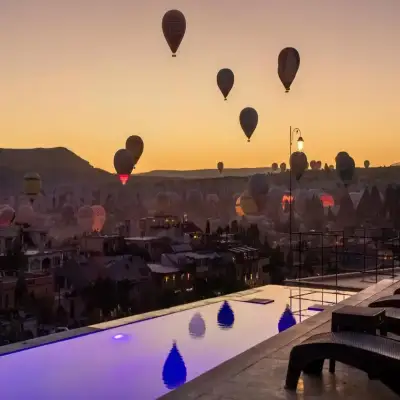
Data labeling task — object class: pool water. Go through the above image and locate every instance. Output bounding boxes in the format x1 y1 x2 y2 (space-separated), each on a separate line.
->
0 286 351 399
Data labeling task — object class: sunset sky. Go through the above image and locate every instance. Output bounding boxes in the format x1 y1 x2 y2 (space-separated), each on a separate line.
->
1 0 400 173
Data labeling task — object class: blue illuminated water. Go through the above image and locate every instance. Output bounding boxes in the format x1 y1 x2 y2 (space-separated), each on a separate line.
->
0 286 350 399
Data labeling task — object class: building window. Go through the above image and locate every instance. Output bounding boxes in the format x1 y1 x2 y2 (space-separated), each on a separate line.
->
164 276 169 283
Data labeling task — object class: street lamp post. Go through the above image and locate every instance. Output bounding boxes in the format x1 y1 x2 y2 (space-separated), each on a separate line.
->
289 127 304 252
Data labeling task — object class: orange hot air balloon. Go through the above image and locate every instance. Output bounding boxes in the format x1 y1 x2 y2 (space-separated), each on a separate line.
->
125 135 144 168
280 162 287 173
217 69 234 100
235 191 258 217
113 149 134 185
0 205 15 227
278 47 300 93
162 10 186 57
217 161 224 174
271 163 278 172
92 205 106 232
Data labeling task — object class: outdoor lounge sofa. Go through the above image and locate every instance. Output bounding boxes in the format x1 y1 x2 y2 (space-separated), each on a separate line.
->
285 331 400 395
369 295 400 308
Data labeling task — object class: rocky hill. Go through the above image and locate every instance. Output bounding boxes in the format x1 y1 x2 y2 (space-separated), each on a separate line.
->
0 147 113 189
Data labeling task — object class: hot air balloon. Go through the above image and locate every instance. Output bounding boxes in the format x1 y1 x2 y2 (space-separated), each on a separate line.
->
239 107 258 142
217 301 235 329
278 47 300 93
125 135 144 168
162 10 186 57
335 152 355 187
280 162 287 173
23 172 42 204
113 149 134 185
217 68 234 100
188 312 206 338
217 161 224 174
290 152 308 181
271 163 278 172
248 174 269 211
92 205 106 232
310 160 316 170
235 191 258 216
316 161 322 170
0 205 15 227
77 205 94 233
162 341 187 389
364 160 370 169
278 305 296 332
15 204 35 226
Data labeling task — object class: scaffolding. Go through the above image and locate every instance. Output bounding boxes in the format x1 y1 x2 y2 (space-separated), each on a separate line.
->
288 227 400 321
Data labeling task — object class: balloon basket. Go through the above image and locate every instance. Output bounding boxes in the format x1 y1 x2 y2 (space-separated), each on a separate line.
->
172 54 176 58
224 98 227 101
247 139 250 142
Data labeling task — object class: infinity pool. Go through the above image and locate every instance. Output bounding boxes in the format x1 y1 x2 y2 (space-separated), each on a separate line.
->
0 286 352 399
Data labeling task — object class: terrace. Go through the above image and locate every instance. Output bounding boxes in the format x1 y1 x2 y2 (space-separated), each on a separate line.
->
0 277 398 399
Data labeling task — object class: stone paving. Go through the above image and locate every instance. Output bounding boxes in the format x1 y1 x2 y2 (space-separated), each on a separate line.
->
162 279 400 400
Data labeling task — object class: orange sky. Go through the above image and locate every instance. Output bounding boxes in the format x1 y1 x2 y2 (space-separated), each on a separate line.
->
1 0 400 173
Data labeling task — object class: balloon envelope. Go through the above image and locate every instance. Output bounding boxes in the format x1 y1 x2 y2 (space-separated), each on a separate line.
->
235 191 258 216
239 107 258 142
280 162 287 173
217 301 235 329
217 68 234 100
248 174 269 211
162 10 186 57
290 152 308 181
335 152 355 187
92 205 106 232
217 161 224 174
278 305 296 332
114 149 134 185
162 341 187 389
0 205 15 227
278 47 300 92
188 312 206 339
16 204 35 225
125 135 144 167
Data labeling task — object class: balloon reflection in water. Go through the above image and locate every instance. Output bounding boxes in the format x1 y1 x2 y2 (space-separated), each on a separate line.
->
217 301 235 330
162 341 187 390
278 305 297 333
188 312 206 339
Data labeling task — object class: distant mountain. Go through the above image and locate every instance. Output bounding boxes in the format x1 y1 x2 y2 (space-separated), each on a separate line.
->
0 147 273 190
0 147 113 189
137 168 272 179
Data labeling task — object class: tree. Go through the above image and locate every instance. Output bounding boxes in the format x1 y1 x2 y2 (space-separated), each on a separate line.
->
205 220 211 235
230 220 239 234
14 274 28 308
